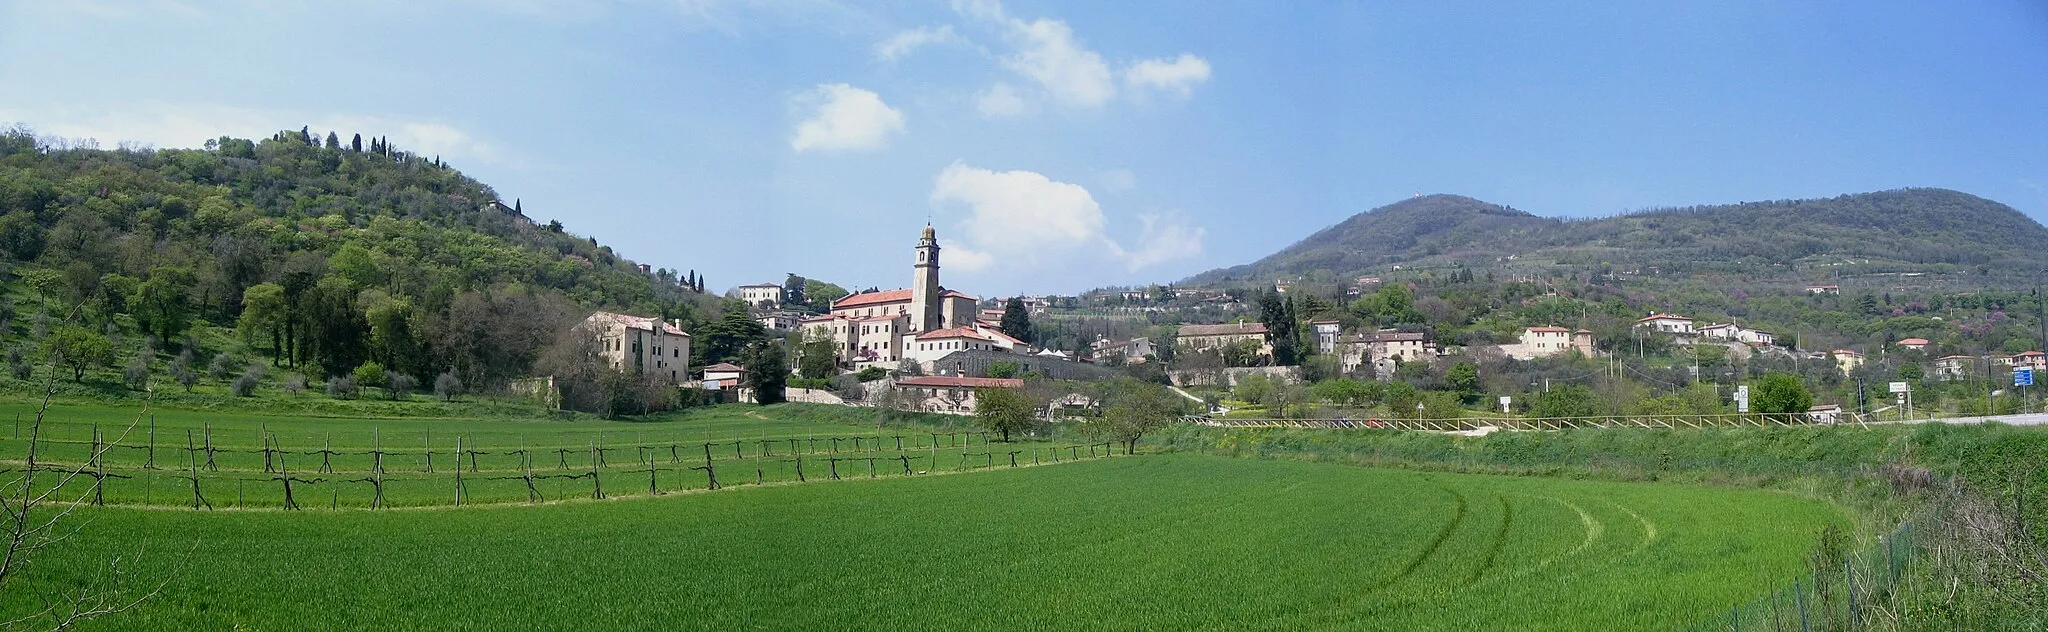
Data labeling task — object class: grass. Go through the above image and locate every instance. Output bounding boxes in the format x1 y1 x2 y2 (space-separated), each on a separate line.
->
8 453 1839 631
2 402 1074 509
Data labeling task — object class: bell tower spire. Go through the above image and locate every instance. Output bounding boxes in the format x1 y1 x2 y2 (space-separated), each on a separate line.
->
911 224 943 333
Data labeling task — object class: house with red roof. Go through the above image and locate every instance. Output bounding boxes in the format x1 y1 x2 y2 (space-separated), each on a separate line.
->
1502 326 1596 360
1633 313 1696 335
797 225 1015 371
1895 338 1930 352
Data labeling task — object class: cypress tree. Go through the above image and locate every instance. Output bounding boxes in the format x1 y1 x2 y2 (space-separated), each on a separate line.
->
350 133 363 152
324 132 340 149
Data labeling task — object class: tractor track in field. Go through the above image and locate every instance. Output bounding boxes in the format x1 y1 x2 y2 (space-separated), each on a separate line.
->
1464 493 1512 586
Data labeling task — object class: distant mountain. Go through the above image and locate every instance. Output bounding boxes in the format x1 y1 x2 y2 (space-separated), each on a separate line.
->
1183 188 2048 288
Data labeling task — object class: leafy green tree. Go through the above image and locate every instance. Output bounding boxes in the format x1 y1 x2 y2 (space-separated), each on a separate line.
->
42 325 111 382
1752 372 1813 415
1259 292 1301 365
238 283 288 363
1312 378 1378 407
136 266 194 342
1446 362 1480 397
986 361 1020 379
1000 297 1035 344
974 387 1035 442
352 361 387 398
1091 379 1183 454
1531 385 1599 419
783 273 807 308
803 279 849 312
794 332 839 379
694 307 767 367
1234 373 1274 404
742 342 787 405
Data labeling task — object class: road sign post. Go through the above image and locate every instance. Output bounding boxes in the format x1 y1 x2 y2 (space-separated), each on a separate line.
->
1889 381 1912 419
1734 385 1749 413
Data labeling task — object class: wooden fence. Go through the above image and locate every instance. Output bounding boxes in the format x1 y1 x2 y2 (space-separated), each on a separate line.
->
1186 412 1846 432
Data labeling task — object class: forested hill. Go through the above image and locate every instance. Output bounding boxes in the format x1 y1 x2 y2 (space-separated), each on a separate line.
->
1184 188 2048 288
0 126 713 389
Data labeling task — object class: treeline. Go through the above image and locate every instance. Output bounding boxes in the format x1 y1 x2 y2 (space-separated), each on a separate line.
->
0 125 721 392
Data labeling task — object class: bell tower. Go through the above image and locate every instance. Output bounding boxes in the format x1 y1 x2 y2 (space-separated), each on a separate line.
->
911 224 943 333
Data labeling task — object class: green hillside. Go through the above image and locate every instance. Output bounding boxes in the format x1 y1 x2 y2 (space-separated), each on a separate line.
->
0 125 717 391
1186 188 2048 288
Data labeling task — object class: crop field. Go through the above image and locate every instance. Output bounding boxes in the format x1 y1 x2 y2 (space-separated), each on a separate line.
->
6 452 1840 630
0 402 1083 509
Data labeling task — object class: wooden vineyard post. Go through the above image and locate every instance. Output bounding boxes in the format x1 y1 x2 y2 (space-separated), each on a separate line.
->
454 437 464 507
423 432 434 473
185 429 210 510
523 460 541 504
1009 451 1021 467
203 422 217 471
733 441 742 459
866 457 877 479
1845 561 1858 627
277 454 299 510
89 425 103 506
589 445 605 499
694 442 718 490
145 413 156 470
1795 578 1809 632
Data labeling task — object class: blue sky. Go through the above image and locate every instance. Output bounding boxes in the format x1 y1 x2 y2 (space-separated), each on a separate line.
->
3 1 2045 296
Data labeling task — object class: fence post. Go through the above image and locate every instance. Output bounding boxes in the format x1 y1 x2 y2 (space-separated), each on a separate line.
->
1796 578 1808 632
1845 561 1858 631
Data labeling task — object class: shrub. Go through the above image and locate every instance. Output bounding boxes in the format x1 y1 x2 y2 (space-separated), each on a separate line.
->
6 346 28 380
282 375 305 398
174 364 196 392
230 372 258 397
855 366 887 382
327 375 358 400
387 373 417 401
124 355 150 391
352 362 386 396
434 372 462 402
208 352 235 382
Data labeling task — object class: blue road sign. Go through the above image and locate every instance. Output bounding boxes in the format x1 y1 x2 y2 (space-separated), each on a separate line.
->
2017 367 2035 387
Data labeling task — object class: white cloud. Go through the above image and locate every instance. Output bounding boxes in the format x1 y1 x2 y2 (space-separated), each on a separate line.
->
0 102 514 167
875 25 967 61
1099 168 1137 193
976 83 1033 118
1109 214 1206 270
1124 53 1211 98
1002 18 1116 107
928 162 1202 272
790 84 906 153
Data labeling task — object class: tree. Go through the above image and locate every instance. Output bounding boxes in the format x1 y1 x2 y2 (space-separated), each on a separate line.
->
352 361 387 398
324 131 339 149
783 273 807 308
1000 297 1035 344
136 267 194 343
693 307 767 367
1530 385 1599 419
1446 362 1480 401
794 332 839 379
123 349 150 391
1259 292 1302 365
386 373 417 401
1752 372 1813 416
742 342 788 405
974 387 1035 442
350 133 363 152
208 352 236 383
42 325 111 382
986 361 1020 379
434 372 463 402
1091 379 1182 454
237 283 288 364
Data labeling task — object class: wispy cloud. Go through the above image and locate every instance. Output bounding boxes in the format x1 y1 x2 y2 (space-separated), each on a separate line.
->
929 161 1203 272
875 25 968 61
1124 53 1211 98
950 0 1210 117
790 84 907 153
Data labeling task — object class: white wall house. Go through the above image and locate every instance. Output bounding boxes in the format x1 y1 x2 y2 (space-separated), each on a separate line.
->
737 283 784 308
1634 313 1696 335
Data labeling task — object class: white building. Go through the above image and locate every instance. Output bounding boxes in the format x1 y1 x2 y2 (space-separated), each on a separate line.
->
577 311 692 386
1309 319 1342 354
1634 313 1696 335
1503 326 1595 360
757 311 803 332
736 283 784 308
1698 323 1776 346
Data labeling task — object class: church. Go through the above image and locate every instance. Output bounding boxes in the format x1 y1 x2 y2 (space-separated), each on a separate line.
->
799 225 1027 371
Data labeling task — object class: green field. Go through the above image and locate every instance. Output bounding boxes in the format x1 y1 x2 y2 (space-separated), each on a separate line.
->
8 451 1839 630
0 402 1080 509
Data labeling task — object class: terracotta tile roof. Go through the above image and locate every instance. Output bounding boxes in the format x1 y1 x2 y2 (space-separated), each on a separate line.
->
916 327 992 341
701 363 743 373
1896 338 1930 346
1364 332 1428 342
2014 351 2045 358
896 376 1025 389
588 311 689 336
833 289 913 309
1526 326 1569 333
1178 322 1269 337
